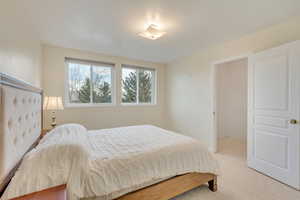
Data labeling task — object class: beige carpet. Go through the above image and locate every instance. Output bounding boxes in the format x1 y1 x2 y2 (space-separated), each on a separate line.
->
172 138 300 200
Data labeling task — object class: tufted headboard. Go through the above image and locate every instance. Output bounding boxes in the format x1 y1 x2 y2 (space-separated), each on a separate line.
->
0 73 43 195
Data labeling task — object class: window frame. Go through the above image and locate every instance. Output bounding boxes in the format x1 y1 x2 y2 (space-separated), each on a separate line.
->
64 58 116 108
121 64 157 106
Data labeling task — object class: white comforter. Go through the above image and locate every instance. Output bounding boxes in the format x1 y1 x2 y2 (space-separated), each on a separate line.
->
1 124 219 200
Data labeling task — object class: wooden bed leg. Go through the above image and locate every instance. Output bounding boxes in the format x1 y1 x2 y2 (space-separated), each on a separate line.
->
208 176 217 192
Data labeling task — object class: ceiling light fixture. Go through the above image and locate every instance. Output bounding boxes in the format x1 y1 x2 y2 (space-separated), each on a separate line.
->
139 24 166 40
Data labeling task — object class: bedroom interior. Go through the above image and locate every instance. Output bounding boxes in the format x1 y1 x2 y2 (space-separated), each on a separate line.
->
1 0 300 200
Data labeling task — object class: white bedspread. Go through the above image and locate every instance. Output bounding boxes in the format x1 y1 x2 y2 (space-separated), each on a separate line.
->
1 124 219 200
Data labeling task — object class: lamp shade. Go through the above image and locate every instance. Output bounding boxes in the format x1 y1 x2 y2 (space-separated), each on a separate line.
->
43 96 64 110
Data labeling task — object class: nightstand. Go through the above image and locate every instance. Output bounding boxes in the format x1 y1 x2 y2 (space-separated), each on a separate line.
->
9 184 66 200
41 129 51 138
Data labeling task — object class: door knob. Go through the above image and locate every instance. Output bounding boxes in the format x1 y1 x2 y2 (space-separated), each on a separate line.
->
290 119 298 124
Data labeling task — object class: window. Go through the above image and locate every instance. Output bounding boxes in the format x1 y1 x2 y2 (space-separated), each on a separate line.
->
66 58 114 106
121 65 156 104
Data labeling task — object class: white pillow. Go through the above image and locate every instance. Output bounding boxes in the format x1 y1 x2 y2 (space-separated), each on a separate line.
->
40 123 87 143
54 123 87 132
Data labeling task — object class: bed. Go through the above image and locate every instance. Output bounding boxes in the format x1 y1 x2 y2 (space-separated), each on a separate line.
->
0 73 219 200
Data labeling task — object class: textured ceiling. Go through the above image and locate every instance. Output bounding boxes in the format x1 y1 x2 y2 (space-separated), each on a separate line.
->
1 0 300 63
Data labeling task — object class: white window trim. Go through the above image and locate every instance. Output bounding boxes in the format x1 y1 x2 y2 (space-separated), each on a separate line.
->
64 58 116 108
120 102 157 107
120 65 157 106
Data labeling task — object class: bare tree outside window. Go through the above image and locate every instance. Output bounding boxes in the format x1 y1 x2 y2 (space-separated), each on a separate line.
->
92 66 112 103
67 60 113 105
68 63 90 103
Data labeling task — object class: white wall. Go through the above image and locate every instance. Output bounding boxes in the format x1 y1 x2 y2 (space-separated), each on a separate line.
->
166 16 300 149
0 1 42 87
0 39 42 87
42 45 166 129
216 59 247 140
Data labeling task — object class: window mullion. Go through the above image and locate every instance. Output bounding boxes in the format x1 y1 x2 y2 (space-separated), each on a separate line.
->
90 65 93 104
136 68 139 104
150 70 154 104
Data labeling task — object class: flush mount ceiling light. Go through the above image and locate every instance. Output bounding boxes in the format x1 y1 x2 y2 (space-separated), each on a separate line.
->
139 24 166 40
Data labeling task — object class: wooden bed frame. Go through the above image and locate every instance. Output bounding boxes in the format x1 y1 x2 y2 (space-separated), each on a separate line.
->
0 73 217 200
117 173 217 200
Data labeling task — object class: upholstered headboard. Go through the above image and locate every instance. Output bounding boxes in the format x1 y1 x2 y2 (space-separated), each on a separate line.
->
0 73 43 194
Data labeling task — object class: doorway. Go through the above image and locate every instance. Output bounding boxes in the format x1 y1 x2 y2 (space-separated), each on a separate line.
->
212 56 249 153
211 41 300 188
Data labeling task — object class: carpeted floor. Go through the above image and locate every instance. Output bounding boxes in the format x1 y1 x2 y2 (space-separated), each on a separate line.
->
172 138 300 200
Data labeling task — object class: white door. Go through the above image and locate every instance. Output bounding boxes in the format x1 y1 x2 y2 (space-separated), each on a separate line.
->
248 40 300 189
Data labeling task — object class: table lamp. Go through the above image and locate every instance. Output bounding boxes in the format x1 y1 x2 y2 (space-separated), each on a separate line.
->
43 96 64 128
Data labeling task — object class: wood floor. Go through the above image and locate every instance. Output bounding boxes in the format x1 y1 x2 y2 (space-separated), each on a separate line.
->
172 138 300 200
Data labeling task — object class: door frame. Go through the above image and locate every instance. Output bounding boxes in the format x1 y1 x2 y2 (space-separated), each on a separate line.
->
211 53 252 153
